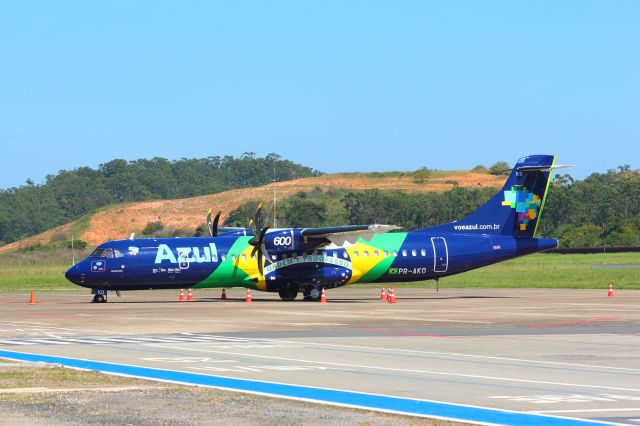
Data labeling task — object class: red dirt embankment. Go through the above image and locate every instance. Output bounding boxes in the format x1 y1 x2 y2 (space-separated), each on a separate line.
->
0 172 504 251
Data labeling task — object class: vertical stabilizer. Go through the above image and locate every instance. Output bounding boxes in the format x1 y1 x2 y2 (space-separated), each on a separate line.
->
425 155 555 237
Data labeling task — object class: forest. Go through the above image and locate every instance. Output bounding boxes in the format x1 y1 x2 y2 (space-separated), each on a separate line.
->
0 153 318 245
1 154 638 250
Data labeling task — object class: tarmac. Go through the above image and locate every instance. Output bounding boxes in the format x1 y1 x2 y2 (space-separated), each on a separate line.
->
0 287 639 425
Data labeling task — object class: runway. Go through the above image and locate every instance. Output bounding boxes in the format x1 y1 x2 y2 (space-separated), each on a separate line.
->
1 288 639 425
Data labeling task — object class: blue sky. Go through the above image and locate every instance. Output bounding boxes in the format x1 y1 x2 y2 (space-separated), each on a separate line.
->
1 1 638 189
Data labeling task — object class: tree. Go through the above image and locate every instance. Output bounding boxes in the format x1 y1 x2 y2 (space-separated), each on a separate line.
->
488 161 510 175
413 167 433 184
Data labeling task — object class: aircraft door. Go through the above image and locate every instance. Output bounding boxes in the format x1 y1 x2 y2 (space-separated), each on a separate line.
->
178 252 190 270
431 237 448 273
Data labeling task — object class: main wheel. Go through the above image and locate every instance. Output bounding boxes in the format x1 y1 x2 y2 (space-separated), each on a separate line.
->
93 294 106 303
303 286 321 301
278 287 298 301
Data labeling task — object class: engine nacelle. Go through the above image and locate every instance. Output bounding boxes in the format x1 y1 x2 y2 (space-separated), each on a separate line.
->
263 229 325 253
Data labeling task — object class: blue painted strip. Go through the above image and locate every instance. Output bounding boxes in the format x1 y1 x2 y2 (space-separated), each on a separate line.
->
0 350 611 426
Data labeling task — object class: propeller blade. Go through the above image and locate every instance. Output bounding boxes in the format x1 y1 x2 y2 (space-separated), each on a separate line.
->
258 225 270 241
211 210 221 237
253 202 264 231
261 245 272 265
206 209 213 237
257 250 263 275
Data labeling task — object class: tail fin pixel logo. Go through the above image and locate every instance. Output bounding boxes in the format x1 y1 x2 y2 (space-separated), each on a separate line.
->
502 186 541 231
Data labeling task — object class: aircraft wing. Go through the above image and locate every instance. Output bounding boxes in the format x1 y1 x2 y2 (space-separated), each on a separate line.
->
300 224 401 246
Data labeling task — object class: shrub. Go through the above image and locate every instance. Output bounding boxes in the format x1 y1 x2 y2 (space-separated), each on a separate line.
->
142 221 164 235
471 165 488 173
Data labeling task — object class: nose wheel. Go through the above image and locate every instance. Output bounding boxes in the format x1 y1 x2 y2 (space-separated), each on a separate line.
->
93 292 107 303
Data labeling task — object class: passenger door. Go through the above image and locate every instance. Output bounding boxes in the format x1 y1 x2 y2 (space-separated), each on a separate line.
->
431 237 448 273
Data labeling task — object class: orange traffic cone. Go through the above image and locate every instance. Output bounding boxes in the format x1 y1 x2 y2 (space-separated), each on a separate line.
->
221 288 227 300
28 290 36 305
320 288 327 303
245 288 252 304
179 289 185 302
608 283 614 298
380 287 386 300
187 288 193 302
387 287 396 304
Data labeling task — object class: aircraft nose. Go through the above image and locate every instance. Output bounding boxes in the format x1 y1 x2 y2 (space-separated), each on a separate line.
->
65 265 85 285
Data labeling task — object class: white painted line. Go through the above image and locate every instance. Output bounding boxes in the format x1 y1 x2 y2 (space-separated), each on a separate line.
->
91 338 146 344
0 322 132 335
256 337 640 373
0 340 34 345
530 408 640 414
144 344 640 393
56 338 109 344
20 339 72 345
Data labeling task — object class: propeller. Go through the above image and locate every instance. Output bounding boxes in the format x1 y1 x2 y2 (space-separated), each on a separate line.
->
248 202 272 275
206 209 221 237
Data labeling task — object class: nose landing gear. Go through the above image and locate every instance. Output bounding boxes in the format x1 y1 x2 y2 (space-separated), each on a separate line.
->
91 289 108 303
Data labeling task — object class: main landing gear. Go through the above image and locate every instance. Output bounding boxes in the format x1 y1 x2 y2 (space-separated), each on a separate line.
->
303 285 321 302
278 285 298 301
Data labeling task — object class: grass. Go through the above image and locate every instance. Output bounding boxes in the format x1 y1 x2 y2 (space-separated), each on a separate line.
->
0 253 638 292
365 252 640 290
0 365 151 389
0 265 76 292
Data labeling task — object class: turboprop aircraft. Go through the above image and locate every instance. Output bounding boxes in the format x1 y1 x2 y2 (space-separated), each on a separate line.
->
66 155 564 303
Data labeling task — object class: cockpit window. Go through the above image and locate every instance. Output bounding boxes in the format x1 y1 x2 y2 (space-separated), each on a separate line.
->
113 249 125 258
89 248 115 258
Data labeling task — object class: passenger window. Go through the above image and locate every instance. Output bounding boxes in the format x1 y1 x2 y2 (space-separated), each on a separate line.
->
363 251 369 258
373 251 379 257
411 249 417 256
421 249 426 256
271 255 277 261
241 254 247 261
393 250 398 256
333 251 337 258
353 251 359 258
231 255 237 262
343 251 348 258
221 254 227 261
401 250 407 257
383 251 388 257
313 251 318 255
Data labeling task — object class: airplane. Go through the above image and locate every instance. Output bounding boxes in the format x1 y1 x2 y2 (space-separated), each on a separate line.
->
65 155 564 303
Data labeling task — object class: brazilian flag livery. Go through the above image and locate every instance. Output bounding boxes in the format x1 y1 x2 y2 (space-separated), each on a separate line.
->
65 155 559 301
